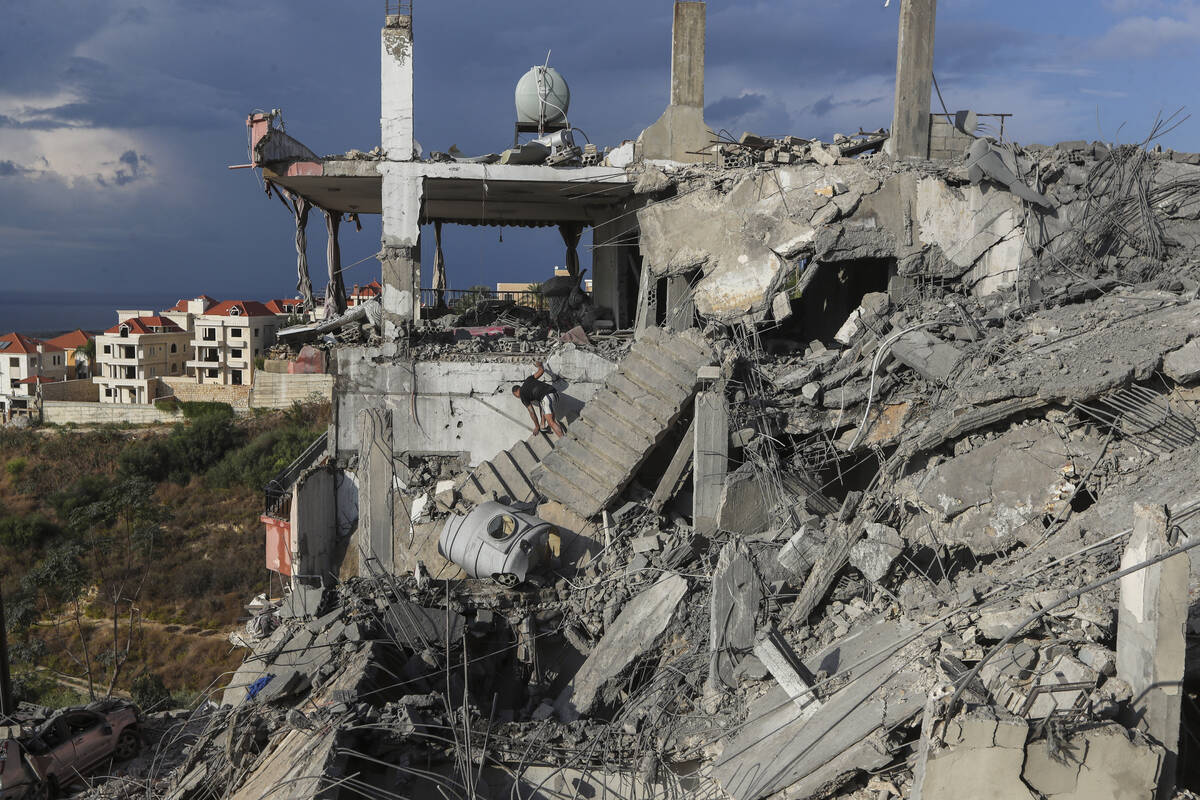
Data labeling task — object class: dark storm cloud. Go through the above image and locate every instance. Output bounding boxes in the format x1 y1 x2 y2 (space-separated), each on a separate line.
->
707 93 768 122
0 0 1194 305
804 93 887 119
0 161 33 177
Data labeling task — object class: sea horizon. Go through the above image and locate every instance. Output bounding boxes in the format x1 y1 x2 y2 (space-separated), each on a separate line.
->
0 289 298 338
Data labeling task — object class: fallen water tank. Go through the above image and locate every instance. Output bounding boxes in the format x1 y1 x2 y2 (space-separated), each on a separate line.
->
515 65 570 128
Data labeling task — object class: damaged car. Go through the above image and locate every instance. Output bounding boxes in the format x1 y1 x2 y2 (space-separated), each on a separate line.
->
0 700 141 799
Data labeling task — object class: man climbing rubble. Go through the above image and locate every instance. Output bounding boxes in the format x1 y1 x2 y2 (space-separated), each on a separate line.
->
512 359 565 438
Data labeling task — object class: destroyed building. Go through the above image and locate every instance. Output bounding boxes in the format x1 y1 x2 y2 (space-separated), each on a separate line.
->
98 1 1200 799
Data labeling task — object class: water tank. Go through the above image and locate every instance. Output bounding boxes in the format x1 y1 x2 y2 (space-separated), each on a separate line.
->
515 66 570 128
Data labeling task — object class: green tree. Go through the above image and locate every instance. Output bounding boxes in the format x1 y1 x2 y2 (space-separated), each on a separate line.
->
14 478 168 699
74 338 96 372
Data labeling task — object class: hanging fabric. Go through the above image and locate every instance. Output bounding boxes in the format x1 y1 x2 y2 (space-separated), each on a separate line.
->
559 222 583 280
433 221 448 308
324 209 347 316
284 190 315 312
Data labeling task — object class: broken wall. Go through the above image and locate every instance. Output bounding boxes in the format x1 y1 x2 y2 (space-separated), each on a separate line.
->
334 344 618 465
636 146 1200 329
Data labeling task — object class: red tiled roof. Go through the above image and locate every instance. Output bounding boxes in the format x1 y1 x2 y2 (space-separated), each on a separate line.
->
166 294 217 312
0 332 62 354
18 375 59 384
45 329 91 350
265 299 305 314
105 316 184 335
352 280 382 296
203 300 276 318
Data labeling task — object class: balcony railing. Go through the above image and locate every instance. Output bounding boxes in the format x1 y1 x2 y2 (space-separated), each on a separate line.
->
419 287 548 311
263 431 329 519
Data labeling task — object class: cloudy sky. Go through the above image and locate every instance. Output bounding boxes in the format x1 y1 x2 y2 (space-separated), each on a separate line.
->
2 0 1198 326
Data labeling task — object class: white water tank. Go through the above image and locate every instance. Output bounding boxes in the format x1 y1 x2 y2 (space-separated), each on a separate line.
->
515 66 570 128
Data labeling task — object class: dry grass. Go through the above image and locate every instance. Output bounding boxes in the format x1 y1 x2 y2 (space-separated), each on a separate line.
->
0 411 327 696
33 617 243 694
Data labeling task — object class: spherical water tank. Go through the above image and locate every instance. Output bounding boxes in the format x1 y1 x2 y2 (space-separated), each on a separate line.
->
515 66 570 127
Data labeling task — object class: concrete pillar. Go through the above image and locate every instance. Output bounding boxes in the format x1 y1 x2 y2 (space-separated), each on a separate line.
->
379 168 424 335
665 275 695 331
693 381 728 534
379 14 422 335
591 213 624 328
1117 502 1186 800
356 407 395 575
381 14 415 161
639 2 714 164
669 1 705 108
888 0 937 160
292 468 337 586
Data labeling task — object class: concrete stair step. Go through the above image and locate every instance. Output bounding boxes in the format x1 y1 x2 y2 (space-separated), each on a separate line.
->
625 349 698 394
508 440 543 479
593 392 664 441
537 451 612 504
608 374 686 422
532 462 605 516
614 364 681 407
573 417 644 465
459 482 484 506
552 437 628 488
493 450 538 503
476 461 517 504
658 329 712 364
528 431 556 459
583 404 655 451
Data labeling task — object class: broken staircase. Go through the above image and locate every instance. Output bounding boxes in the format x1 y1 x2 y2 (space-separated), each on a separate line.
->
454 430 557 507
531 327 715 519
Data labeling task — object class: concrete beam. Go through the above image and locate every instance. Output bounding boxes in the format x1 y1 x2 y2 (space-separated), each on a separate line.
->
889 0 937 160
1117 502 1186 800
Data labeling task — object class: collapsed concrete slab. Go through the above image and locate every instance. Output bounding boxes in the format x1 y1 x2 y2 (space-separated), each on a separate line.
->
556 572 689 719
900 423 1102 554
713 620 926 800
918 712 1164 800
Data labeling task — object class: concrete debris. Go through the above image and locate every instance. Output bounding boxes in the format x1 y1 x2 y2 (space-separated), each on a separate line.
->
848 522 903 582
556 572 689 719
1163 338 1200 384
127 50 1200 800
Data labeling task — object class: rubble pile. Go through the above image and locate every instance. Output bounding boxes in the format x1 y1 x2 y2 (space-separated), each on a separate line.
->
82 135 1200 800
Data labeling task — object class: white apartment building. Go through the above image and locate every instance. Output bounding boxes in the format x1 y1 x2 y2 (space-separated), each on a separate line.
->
0 332 67 418
93 317 191 404
186 301 279 386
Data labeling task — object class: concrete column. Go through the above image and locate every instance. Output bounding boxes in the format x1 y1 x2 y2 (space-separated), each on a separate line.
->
669 1 705 108
379 167 424 335
591 213 623 328
1117 502 1186 800
633 263 655 334
356 407 395 575
889 0 937 160
665 275 695 331
693 381 728 534
639 1 714 164
381 15 415 161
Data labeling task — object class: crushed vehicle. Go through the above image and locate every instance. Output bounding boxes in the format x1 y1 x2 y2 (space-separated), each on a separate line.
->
438 500 555 585
0 700 141 799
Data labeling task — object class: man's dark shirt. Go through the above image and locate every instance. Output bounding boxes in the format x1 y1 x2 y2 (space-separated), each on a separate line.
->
519 376 553 405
